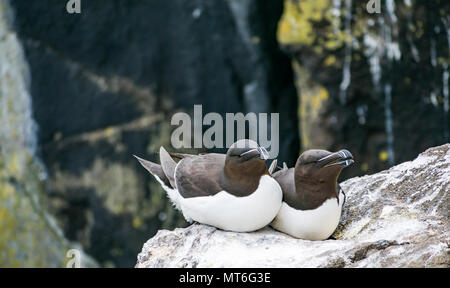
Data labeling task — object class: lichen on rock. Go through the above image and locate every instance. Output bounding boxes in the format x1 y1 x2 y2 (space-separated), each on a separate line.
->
277 0 450 180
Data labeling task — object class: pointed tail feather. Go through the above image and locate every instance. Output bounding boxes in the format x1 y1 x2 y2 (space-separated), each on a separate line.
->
159 147 177 188
134 154 182 210
134 155 172 188
268 159 278 174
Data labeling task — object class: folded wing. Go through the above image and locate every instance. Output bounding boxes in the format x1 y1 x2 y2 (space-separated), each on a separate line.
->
175 154 225 198
272 167 295 201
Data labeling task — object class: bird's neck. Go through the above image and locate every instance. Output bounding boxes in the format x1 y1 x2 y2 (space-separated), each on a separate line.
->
219 162 268 197
294 174 339 210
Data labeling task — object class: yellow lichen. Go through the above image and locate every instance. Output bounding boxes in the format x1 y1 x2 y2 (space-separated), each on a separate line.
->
278 0 329 45
324 55 337 66
294 61 331 150
251 36 260 45
361 162 369 172
132 217 143 229
278 0 347 51
8 153 20 176
379 150 389 162
103 127 116 138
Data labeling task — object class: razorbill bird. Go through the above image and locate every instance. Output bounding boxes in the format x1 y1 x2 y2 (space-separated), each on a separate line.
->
134 139 282 232
270 149 354 240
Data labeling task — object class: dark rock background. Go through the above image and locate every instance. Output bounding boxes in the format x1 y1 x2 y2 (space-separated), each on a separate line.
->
9 0 299 267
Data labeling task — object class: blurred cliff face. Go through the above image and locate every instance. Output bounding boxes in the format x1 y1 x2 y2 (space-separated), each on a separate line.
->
6 0 298 267
1 0 448 268
277 0 449 179
0 1 69 267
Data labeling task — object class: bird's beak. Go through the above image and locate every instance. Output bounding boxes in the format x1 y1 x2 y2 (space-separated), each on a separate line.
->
318 149 354 167
240 147 270 160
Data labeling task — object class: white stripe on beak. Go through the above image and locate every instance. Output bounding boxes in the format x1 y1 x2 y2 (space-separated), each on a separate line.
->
240 148 259 157
239 147 269 160
317 152 339 163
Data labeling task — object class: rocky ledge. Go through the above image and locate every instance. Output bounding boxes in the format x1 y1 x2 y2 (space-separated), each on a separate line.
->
136 144 449 268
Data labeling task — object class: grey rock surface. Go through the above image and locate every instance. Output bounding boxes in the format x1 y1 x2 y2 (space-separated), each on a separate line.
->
136 144 449 268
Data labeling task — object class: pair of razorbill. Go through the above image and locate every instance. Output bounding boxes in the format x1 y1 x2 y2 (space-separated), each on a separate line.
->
135 139 354 240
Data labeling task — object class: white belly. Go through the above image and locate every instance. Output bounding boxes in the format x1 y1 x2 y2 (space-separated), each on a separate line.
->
271 192 344 240
179 175 283 232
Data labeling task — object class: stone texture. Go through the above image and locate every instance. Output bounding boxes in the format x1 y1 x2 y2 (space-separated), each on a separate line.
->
136 144 449 268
